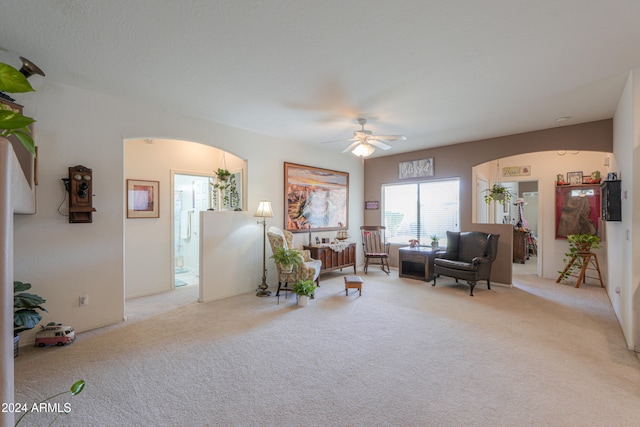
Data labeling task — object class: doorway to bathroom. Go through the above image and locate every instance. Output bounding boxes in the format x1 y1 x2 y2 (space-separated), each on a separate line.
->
173 172 214 288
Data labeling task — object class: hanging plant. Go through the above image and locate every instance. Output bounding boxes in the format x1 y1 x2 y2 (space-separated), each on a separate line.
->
483 183 513 205
212 171 238 209
214 168 231 181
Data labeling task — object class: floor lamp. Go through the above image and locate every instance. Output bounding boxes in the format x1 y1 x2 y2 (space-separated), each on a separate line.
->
254 200 274 297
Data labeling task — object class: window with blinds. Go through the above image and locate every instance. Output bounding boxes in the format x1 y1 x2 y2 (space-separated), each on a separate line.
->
382 179 460 245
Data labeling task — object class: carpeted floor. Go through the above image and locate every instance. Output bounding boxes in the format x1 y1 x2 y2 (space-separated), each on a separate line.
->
13 268 640 426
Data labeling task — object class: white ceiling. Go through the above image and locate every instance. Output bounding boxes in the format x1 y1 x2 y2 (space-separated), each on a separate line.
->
1 1 639 157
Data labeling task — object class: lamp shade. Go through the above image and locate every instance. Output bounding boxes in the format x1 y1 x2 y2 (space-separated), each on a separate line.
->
352 142 375 158
254 200 273 218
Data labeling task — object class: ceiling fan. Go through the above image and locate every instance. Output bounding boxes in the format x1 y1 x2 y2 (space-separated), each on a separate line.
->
327 118 407 157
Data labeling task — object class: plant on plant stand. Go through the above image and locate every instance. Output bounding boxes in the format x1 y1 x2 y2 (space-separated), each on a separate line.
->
270 246 303 273
14 280 47 357
0 61 36 156
557 234 602 284
291 279 318 307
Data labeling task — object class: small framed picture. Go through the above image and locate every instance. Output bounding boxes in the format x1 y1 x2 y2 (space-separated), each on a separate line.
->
127 179 159 218
365 201 379 210
566 171 583 185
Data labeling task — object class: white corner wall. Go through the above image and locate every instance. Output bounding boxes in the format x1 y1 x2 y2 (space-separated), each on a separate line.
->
199 211 263 302
612 69 639 350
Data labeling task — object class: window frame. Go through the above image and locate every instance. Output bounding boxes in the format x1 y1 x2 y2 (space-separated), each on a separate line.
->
381 178 460 246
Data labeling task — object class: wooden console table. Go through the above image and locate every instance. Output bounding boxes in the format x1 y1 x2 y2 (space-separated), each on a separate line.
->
399 246 438 282
304 243 356 275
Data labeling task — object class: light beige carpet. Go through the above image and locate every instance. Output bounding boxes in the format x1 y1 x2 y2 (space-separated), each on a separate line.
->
13 269 640 426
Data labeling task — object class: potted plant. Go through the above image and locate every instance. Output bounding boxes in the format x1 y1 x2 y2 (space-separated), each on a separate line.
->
557 234 602 283
484 183 513 205
291 279 317 306
14 280 47 357
214 168 231 181
270 246 303 273
0 61 36 156
430 234 440 249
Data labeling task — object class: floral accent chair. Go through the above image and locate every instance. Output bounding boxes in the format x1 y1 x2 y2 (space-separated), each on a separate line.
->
267 226 322 302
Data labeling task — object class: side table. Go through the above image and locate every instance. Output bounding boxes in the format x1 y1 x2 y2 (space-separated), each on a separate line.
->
399 246 438 282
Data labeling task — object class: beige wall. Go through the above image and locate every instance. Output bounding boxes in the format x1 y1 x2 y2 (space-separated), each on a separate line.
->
364 119 612 229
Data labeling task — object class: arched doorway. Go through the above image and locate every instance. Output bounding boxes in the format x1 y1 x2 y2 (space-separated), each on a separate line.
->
124 138 246 304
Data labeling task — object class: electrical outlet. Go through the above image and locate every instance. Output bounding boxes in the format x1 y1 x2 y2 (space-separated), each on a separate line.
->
79 295 89 307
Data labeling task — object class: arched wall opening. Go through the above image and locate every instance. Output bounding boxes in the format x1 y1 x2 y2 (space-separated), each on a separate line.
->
472 150 610 280
124 138 247 299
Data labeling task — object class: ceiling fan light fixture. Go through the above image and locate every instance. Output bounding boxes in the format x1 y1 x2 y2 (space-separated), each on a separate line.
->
352 142 375 158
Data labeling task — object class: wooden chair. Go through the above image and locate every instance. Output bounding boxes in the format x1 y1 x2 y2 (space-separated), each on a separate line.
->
360 226 390 275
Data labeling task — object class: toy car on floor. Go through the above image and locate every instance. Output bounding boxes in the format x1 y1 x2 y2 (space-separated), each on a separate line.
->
34 323 75 347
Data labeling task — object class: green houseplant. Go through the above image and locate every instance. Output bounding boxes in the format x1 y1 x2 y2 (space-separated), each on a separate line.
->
291 279 317 306
211 168 239 210
483 183 513 205
557 234 602 283
0 61 36 156
430 234 440 249
270 246 303 272
14 280 47 357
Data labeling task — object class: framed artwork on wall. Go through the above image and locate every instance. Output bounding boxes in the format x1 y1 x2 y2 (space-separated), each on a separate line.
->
127 179 160 218
284 162 349 232
555 184 600 239
399 158 434 179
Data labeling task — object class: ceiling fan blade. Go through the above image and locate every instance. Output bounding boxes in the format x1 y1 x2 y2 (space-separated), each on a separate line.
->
342 140 361 153
368 140 391 150
370 135 407 141
321 138 356 145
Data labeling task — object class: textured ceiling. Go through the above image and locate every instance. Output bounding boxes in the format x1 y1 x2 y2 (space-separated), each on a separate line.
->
1 0 639 157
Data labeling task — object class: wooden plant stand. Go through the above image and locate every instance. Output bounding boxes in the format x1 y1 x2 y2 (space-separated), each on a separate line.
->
556 252 604 288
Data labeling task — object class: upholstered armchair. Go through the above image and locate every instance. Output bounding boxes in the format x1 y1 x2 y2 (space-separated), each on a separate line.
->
267 226 322 302
432 231 500 296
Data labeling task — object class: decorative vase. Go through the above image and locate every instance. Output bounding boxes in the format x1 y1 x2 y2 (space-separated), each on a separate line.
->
431 242 438 250
297 295 309 307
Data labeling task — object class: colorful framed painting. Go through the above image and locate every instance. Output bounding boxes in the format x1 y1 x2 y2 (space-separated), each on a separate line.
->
284 163 349 232
127 179 159 218
555 184 600 239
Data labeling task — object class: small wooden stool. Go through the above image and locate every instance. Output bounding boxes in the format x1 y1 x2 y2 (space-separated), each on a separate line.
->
344 275 363 296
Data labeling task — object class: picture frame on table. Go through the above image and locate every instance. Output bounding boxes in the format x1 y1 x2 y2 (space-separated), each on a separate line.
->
566 171 583 185
127 179 159 218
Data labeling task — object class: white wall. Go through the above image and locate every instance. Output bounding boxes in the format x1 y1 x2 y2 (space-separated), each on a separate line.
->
12 81 364 344
612 69 639 350
474 151 610 280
